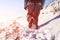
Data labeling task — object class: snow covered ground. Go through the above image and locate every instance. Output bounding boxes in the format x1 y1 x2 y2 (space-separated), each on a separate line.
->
0 0 60 40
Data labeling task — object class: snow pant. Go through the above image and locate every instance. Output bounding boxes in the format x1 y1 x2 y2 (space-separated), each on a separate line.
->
27 3 42 29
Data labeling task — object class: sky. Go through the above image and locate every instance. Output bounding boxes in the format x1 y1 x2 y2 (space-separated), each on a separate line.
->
0 0 53 22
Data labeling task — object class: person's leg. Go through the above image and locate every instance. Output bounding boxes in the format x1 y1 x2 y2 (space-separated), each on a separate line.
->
33 4 42 29
27 4 35 28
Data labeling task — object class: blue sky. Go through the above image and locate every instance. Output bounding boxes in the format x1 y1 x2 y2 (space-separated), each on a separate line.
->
0 0 53 18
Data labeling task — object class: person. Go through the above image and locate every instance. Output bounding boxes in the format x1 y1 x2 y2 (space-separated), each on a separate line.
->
24 0 45 29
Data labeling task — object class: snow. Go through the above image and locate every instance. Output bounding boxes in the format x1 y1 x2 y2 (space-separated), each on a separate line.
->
0 0 60 40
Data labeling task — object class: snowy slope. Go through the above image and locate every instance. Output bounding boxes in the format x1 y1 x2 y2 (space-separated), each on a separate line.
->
20 0 60 40
0 0 60 40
